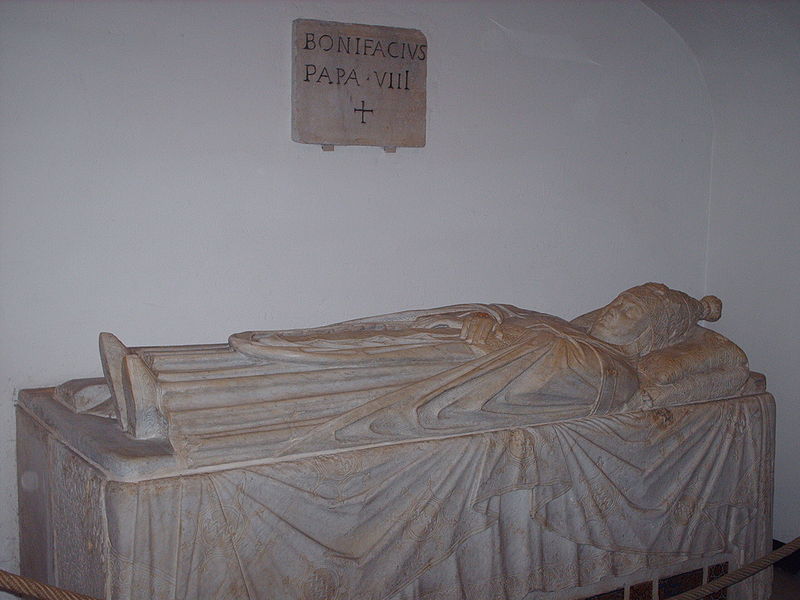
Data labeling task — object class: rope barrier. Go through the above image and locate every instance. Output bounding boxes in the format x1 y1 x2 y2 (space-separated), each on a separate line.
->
665 535 800 600
0 569 101 600
0 536 797 600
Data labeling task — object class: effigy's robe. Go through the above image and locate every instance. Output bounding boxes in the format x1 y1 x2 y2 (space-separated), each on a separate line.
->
107 304 640 467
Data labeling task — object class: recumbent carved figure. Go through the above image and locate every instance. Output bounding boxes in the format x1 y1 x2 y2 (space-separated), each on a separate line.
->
83 283 750 467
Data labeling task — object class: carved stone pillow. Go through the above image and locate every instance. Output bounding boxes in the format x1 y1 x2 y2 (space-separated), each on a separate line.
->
636 327 749 406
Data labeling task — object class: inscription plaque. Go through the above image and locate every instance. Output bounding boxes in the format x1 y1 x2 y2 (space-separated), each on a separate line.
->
292 19 427 149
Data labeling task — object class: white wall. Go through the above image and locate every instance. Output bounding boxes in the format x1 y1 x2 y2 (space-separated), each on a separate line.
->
0 0 715 578
647 0 800 544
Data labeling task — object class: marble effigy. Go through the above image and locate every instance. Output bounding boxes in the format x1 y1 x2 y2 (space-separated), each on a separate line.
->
16 283 774 599
97 283 748 466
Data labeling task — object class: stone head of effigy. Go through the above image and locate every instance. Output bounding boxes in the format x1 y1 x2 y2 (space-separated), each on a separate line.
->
585 282 723 359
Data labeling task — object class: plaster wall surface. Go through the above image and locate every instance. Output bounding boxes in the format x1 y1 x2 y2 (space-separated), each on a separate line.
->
647 0 800 544
1 0 715 584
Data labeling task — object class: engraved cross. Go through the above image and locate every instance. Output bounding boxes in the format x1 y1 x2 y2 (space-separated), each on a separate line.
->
354 100 374 124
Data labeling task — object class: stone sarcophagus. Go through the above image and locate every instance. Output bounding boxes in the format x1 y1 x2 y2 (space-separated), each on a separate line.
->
17 283 774 599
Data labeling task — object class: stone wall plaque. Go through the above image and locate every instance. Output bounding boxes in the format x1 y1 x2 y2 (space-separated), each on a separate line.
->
292 19 427 149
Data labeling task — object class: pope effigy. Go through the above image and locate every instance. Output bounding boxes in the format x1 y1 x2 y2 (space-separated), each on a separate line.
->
97 283 749 466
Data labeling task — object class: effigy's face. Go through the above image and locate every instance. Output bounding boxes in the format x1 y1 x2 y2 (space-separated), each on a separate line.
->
589 295 648 346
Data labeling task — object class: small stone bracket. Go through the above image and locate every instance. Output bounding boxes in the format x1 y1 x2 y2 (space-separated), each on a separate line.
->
318 144 400 153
